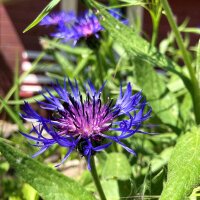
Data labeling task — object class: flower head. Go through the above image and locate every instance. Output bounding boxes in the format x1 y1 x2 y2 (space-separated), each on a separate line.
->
67 11 103 45
21 79 151 170
50 11 103 45
40 9 128 45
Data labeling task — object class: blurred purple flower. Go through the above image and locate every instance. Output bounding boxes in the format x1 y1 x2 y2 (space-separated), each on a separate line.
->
50 11 103 45
39 11 75 26
40 9 128 45
20 79 151 170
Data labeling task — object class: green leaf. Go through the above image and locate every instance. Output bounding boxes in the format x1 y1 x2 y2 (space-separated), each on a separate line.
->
87 0 173 69
197 40 200 87
182 27 200 35
0 98 25 131
0 52 45 114
23 0 61 33
0 138 95 200
8 90 58 105
102 153 131 180
150 147 173 173
134 60 178 126
52 51 74 77
101 179 119 200
42 38 92 56
14 54 20 114
179 92 193 124
0 161 9 174
22 183 39 200
160 126 200 200
73 56 90 77
118 0 145 6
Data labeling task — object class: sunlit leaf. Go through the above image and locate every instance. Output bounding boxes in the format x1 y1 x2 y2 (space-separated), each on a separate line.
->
102 153 132 180
134 60 179 126
0 138 95 200
87 0 172 68
160 126 200 199
22 183 39 200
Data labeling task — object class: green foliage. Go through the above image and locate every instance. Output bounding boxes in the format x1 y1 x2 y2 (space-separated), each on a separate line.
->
89 0 172 69
0 98 24 131
197 40 200 87
23 0 61 33
102 153 132 180
22 184 39 200
134 59 178 127
0 138 95 200
160 126 200 200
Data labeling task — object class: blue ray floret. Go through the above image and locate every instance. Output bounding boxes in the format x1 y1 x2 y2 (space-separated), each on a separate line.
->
50 11 103 45
21 79 152 170
40 9 128 45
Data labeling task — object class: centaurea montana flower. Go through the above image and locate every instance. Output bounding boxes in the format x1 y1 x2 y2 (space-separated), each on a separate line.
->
20 79 152 170
40 9 128 45
49 11 103 45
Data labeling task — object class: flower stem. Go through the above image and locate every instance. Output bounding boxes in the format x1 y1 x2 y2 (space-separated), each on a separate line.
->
95 51 106 102
160 0 200 124
150 6 162 47
96 52 104 87
90 157 107 200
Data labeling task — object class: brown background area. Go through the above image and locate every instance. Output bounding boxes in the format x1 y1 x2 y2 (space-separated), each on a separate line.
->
143 0 200 44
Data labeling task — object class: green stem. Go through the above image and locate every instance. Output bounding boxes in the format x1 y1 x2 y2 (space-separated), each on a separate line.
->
151 6 162 46
14 52 20 114
160 0 200 124
95 52 106 102
151 18 159 47
90 157 107 200
0 52 45 114
96 52 104 86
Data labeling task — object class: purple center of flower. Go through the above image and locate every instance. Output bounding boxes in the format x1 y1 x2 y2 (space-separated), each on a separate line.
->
58 94 114 138
82 26 94 37
74 16 102 38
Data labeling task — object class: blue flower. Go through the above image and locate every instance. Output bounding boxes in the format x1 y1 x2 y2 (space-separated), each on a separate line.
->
39 11 75 26
21 79 151 170
40 9 128 45
52 11 103 45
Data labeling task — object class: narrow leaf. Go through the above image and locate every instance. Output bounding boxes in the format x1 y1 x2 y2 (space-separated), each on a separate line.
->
41 38 92 55
0 98 25 131
23 0 60 33
8 90 58 105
